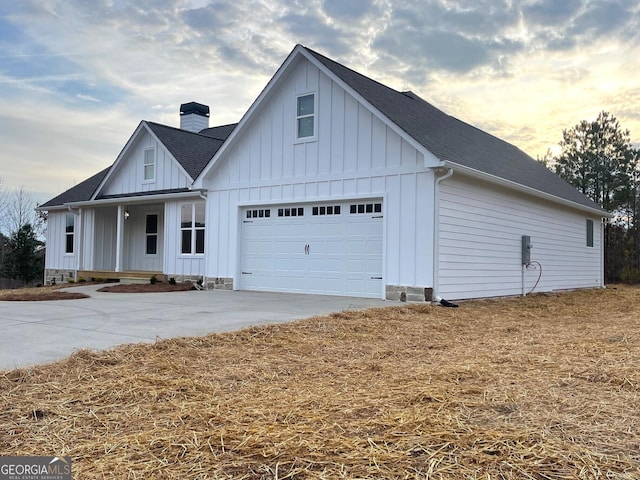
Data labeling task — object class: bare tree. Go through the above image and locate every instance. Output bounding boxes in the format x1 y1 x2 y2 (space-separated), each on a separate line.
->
1 186 45 238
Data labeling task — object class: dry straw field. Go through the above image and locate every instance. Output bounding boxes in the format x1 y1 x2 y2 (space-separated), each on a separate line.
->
1 285 639 479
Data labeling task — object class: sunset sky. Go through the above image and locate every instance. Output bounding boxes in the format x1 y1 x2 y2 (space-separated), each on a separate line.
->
1 0 639 207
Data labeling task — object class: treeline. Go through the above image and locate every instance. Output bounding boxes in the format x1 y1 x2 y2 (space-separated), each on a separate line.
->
546 111 640 283
0 184 45 288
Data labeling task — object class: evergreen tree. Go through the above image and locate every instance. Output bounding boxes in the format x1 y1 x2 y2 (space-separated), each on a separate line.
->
554 111 636 214
2 223 44 284
552 112 639 282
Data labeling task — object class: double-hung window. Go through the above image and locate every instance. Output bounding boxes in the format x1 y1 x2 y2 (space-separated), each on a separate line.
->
144 148 156 181
296 93 316 140
65 213 74 254
181 203 205 255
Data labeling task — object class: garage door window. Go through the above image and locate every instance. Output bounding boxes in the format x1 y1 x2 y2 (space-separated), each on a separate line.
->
312 205 341 216
181 203 205 255
350 203 382 214
278 207 304 217
247 209 271 219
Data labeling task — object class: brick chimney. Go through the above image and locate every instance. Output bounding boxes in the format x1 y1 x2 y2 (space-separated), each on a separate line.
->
180 102 209 132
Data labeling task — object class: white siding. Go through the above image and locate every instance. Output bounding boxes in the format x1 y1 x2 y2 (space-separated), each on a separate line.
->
438 175 603 300
92 207 117 271
203 58 437 295
44 211 77 271
102 130 191 196
163 200 206 278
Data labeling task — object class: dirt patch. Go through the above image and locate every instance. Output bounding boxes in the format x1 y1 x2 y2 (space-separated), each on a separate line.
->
0 286 89 301
1 285 639 478
97 282 196 293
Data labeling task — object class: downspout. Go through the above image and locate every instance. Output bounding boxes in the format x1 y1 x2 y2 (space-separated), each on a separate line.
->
432 167 453 303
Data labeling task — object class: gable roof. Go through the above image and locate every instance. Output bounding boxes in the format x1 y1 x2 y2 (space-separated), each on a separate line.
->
40 121 236 209
303 46 604 213
146 122 234 179
38 167 110 209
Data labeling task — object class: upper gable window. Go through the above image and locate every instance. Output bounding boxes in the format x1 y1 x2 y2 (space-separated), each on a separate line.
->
296 93 316 140
144 148 156 181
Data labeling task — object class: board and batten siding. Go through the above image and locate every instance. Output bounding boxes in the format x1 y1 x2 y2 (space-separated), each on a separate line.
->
102 129 191 196
203 57 438 293
437 175 603 299
163 200 206 278
44 211 77 271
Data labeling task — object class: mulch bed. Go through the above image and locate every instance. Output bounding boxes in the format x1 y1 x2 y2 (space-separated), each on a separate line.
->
97 282 196 293
1 286 639 478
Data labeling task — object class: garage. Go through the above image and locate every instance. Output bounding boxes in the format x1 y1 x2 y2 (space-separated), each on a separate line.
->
240 200 383 298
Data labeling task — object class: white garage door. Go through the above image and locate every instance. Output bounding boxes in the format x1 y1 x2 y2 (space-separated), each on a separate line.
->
240 200 383 298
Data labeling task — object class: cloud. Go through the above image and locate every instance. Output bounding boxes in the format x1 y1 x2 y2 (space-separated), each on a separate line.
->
0 0 640 205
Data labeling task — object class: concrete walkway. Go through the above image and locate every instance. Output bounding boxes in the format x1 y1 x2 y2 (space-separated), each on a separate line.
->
0 284 392 371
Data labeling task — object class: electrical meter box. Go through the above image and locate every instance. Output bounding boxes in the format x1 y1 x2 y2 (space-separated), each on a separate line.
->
521 235 532 265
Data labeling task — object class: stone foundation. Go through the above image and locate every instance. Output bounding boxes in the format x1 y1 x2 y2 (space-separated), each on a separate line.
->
44 269 77 285
206 277 234 290
164 275 233 291
385 285 432 302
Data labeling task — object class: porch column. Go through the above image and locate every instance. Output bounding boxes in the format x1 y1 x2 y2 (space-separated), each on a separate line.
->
76 208 83 276
116 204 124 272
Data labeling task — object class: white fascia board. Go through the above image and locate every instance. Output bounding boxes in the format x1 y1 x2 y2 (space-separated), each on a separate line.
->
144 123 194 182
193 46 307 187
295 48 437 166
443 161 613 218
90 121 146 200
64 190 204 208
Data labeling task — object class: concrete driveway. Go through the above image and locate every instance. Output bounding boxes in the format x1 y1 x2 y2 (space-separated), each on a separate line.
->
0 284 392 371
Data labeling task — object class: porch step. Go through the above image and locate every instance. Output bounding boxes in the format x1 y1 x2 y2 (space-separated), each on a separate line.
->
120 277 154 285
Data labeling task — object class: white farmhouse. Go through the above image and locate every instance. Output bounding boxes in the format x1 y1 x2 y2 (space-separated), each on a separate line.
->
38 45 609 301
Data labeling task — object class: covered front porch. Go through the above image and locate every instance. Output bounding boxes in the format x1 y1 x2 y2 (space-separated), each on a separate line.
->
79 202 166 275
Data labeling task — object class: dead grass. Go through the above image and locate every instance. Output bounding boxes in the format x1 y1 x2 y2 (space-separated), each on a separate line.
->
1 285 639 479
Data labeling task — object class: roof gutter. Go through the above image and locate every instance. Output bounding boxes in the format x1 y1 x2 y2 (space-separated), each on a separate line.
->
443 161 612 218
47 191 205 210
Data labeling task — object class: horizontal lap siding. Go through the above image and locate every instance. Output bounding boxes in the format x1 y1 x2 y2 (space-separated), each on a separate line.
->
438 176 602 299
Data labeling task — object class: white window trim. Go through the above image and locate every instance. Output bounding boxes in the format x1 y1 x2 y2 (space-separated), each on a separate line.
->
179 202 206 256
143 148 156 183
295 92 317 143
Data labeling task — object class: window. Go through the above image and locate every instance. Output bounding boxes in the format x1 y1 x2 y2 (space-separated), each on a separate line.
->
350 203 382 214
312 205 341 216
246 209 271 219
586 219 594 247
146 214 158 255
144 148 155 181
181 203 205 254
296 93 315 139
65 213 74 254
278 207 304 217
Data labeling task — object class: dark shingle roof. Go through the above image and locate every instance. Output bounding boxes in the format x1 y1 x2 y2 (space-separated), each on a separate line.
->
146 122 231 179
305 47 603 212
38 167 110 209
41 122 237 208
199 123 237 140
